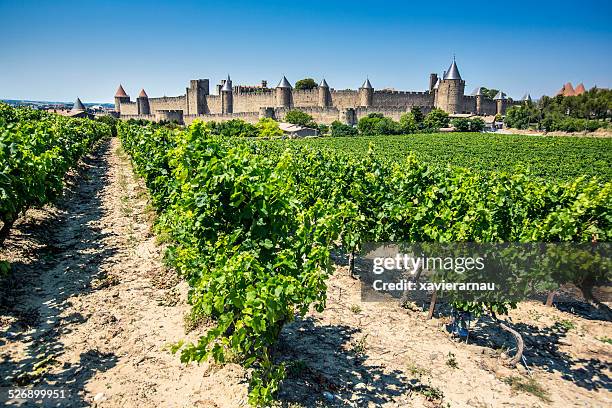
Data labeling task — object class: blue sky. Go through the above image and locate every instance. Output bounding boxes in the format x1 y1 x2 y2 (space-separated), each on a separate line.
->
1 0 610 102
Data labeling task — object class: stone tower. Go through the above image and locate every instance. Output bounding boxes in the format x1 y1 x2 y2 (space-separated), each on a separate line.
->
187 79 209 115
137 89 150 115
221 75 233 114
318 78 331 107
432 77 441 106
114 84 130 112
359 79 373 107
493 91 507 115
429 73 438 91
472 87 484 115
435 58 465 114
276 76 292 108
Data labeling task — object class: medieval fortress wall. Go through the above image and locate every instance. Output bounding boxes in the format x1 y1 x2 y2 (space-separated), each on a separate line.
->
114 60 521 125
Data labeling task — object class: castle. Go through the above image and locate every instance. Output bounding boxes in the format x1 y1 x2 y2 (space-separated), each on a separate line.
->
114 59 520 125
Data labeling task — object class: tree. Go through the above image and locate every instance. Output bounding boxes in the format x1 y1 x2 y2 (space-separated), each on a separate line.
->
399 107 425 134
318 124 330 135
357 113 400 136
256 118 283 137
410 106 424 124
330 120 358 137
451 117 486 132
451 118 471 132
423 108 450 130
284 110 317 128
294 78 317 91
399 113 418 133
214 119 259 137
480 87 500 100
470 117 485 132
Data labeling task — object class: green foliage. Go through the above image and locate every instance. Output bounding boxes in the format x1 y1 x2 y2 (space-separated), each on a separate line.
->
208 119 259 138
95 114 119 137
294 78 317 91
505 88 611 131
330 120 358 137
256 118 283 137
451 117 485 132
450 118 470 132
502 376 551 402
270 132 612 181
470 117 485 131
399 107 427 133
317 124 329 135
480 87 500 100
358 113 401 135
0 103 110 244
424 108 450 130
284 110 316 128
119 119 611 406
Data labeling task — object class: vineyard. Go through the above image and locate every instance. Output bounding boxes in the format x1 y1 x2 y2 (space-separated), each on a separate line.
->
0 107 610 407
0 104 110 247
273 132 612 181
118 121 610 406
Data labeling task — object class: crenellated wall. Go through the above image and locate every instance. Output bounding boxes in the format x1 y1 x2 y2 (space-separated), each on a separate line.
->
372 90 434 108
149 95 186 112
184 111 261 125
329 90 359 108
119 101 139 115
231 91 275 112
117 72 523 124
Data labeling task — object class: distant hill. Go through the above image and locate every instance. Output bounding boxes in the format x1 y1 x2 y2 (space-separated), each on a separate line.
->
1 99 114 108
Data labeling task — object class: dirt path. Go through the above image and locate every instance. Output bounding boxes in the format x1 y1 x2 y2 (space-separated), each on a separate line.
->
1 138 610 408
0 138 248 407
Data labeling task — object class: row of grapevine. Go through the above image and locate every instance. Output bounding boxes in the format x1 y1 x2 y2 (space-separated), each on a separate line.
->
118 121 611 406
0 103 111 245
273 132 612 181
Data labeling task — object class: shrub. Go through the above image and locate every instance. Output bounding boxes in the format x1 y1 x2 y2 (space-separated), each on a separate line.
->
330 120 358 137
256 118 283 137
470 117 485 131
358 113 401 135
451 117 485 132
284 110 317 128
424 108 450 130
451 118 471 132
214 119 259 138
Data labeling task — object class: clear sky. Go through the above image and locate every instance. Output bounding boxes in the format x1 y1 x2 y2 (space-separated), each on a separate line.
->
1 0 611 103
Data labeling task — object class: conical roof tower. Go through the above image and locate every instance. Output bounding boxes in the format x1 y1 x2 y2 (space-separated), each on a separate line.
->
443 57 462 80
361 78 373 89
276 76 292 88
472 87 484 96
115 85 128 97
221 75 232 92
72 97 86 112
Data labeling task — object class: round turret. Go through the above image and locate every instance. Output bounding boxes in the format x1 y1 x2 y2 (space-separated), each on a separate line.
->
435 58 465 114
114 84 130 113
275 76 292 108
359 79 373 107
137 89 150 115
221 75 233 114
493 91 507 115
318 78 331 107
472 87 484 115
